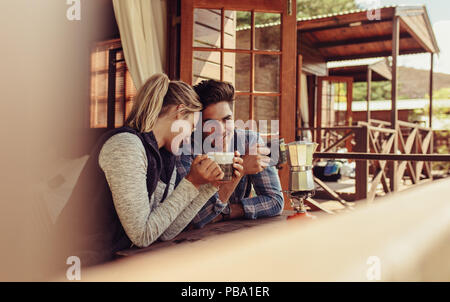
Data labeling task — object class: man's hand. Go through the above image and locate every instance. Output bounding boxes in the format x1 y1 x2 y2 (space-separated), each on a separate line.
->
213 151 244 187
186 155 224 189
242 144 271 175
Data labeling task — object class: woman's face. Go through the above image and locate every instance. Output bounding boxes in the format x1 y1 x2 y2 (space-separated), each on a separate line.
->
166 111 199 155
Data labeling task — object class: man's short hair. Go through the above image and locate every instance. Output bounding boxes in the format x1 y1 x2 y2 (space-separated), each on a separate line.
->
193 79 234 109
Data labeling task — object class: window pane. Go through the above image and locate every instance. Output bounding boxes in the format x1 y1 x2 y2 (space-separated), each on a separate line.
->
254 96 279 134
222 10 236 49
223 52 250 92
194 9 221 48
90 47 109 128
228 11 250 50
255 12 280 51
255 54 280 92
234 95 250 122
193 51 221 85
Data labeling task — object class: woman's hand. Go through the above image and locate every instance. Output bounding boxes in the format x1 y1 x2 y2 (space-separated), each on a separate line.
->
186 154 224 189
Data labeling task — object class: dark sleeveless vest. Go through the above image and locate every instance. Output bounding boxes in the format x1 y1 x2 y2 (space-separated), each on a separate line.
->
54 126 174 267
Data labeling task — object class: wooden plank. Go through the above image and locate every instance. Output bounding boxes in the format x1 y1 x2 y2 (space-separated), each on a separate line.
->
322 131 353 153
313 177 349 206
304 198 335 214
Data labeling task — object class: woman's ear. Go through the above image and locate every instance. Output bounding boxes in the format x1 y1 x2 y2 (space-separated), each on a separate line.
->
175 104 187 120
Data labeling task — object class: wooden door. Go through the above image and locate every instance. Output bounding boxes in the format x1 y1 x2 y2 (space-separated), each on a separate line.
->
316 76 353 150
179 0 297 208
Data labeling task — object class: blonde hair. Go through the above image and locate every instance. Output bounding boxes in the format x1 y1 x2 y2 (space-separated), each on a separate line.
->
126 73 202 132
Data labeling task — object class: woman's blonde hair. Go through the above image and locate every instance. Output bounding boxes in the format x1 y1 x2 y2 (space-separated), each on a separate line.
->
126 73 202 132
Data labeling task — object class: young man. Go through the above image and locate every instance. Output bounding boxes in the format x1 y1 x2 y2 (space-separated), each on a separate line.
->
177 80 284 228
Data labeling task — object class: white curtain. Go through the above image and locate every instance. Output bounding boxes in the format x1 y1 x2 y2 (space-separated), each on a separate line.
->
112 0 167 89
300 72 312 141
300 72 309 127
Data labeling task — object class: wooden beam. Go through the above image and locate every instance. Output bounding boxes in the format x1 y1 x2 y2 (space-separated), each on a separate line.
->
389 15 400 192
314 152 450 161
322 131 354 153
324 48 427 62
279 0 298 210
315 33 410 50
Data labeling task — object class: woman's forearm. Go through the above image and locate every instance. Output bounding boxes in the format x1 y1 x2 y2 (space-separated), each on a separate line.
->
159 183 218 241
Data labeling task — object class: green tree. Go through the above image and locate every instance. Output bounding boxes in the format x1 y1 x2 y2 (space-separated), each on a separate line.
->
353 81 392 102
297 0 358 19
237 0 358 26
426 87 450 99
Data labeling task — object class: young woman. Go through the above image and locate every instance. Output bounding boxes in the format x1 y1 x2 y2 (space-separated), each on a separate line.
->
55 73 243 267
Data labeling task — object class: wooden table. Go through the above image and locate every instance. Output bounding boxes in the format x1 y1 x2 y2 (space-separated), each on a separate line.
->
116 214 290 258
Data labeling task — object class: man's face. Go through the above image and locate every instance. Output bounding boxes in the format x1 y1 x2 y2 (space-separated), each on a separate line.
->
201 101 234 148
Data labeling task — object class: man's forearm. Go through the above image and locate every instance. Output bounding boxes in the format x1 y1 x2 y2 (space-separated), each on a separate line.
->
217 176 243 203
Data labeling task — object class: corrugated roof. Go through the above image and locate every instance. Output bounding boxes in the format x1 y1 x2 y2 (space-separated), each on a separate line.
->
327 58 386 68
333 98 450 112
296 5 397 22
236 5 399 31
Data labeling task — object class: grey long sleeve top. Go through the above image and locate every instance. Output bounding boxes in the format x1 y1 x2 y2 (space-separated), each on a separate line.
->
98 133 217 248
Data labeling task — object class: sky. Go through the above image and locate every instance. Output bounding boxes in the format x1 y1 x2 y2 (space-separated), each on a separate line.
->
355 0 450 74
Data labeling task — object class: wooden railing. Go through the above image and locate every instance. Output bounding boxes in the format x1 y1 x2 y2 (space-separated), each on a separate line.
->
298 119 436 203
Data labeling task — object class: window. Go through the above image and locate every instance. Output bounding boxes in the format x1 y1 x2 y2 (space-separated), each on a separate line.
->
90 39 137 128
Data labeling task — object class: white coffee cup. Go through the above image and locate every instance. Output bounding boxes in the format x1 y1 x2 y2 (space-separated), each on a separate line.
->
207 152 235 181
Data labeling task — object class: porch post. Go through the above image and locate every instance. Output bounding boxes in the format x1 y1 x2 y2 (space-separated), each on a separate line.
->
389 15 400 192
366 68 372 122
429 53 434 129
